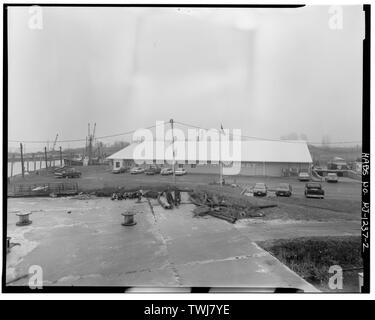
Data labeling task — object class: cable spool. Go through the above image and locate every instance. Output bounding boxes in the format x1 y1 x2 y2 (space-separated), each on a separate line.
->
16 212 32 226
122 212 137 226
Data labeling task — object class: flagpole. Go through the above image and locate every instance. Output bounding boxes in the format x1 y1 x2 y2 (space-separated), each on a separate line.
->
219 125 223 187
170 119 176 187
219 133 222 187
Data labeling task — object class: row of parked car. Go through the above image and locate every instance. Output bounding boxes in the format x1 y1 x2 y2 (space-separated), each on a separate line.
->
252 182 325 199
112 165 187 176
298 172 338 183
54 167 82 179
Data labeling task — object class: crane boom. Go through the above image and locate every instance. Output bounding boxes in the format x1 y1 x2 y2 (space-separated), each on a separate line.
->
52 134 58 151
92 123 96 140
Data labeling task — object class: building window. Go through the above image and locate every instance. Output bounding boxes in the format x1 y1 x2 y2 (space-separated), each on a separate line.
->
115 162 120 168
191 164 196 168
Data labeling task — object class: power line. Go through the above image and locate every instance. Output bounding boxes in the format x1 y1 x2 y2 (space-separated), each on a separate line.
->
8 122 168 144
175 120 293 142
174 121 362 145
7 119 362 146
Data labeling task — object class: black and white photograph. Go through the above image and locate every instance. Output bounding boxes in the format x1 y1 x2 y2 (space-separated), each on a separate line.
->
2 2 370 297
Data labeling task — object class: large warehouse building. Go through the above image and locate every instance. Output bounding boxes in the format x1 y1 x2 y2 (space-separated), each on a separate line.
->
107 140 313 177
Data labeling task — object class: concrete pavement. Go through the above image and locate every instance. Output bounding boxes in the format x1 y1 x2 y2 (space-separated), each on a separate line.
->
6 196 326 291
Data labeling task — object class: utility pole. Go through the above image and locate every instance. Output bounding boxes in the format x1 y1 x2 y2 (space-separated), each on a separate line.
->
85 136 88 159
59 146 63 167
87 123 96 165
10 154 15 178
88 123 91 165
20 143 25 178
170 119 176 186
44 146 48 171
219 130 222 187
92 123 96 164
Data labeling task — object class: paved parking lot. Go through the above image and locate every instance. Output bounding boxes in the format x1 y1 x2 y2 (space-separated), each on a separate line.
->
6 196 319 291
83 169 361 201
10 165 361 202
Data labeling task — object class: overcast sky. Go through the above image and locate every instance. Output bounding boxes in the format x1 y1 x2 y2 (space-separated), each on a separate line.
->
7 6 364 152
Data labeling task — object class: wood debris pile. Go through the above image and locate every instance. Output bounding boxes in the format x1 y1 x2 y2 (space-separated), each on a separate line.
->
189 191 277 223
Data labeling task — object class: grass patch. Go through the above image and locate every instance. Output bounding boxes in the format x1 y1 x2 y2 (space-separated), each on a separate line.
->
258 236 362 292
259 204 359 222
271 197 360 215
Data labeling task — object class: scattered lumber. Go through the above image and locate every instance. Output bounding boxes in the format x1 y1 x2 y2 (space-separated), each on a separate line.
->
189 190 278 223
193 206 211 216
157 194 172 209
257 204 278 209
207 211 237 223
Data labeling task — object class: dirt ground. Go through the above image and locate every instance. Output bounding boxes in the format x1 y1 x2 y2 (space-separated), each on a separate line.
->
9 164 361 198
6 166 362 292
8 165 361 222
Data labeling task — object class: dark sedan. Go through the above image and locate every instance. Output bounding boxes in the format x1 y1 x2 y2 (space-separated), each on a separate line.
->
275 183 292 197
112 167 126 174
304 183 325 199
145 166 161 175
55 168 82 179
253 183 267 197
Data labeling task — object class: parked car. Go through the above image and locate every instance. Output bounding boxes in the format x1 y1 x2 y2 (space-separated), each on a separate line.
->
304 183 325 199
253 183 267 197
275 183 292 197
175 168 187 176
130 167 145 174
326 173 338 183
298 172 311 181
55 168 82 179
145 166 161 175
112 167 126 174
54 170 65 178
160 168 173 176
54 166 69 173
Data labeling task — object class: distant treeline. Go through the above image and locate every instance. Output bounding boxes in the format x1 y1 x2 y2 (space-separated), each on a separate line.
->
8 140 130 159
308 144 362 164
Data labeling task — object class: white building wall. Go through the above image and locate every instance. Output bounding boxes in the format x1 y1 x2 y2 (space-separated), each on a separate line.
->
185 161 310 176
113 159 311 176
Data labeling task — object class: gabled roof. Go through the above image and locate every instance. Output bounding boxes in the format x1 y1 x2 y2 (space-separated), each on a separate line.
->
107 140 312 163
240 140 312 163
107 143 142 161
